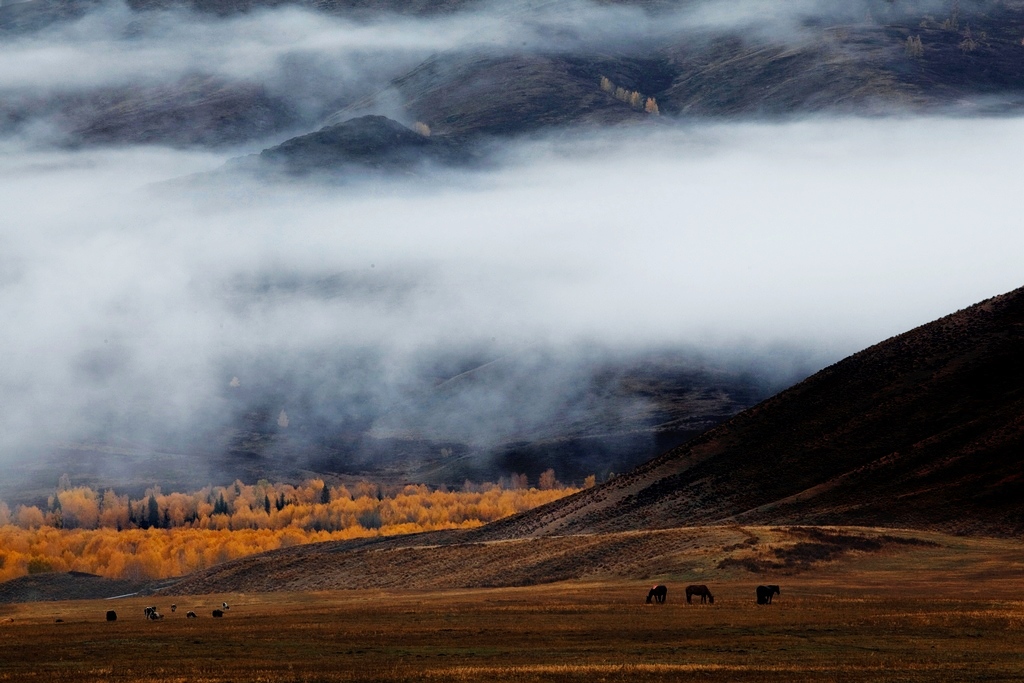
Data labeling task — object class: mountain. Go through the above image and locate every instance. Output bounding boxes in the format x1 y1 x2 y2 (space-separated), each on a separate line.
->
132 284 1024 598
160 525 945 595
469 285 1024 539
7 0 1024 149
239 115 470 175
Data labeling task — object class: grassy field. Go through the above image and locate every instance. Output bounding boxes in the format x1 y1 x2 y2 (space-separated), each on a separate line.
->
2 531 1024 682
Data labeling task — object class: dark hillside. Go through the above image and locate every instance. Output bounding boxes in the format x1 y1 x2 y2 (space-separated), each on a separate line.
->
0 572 152 604
10 1 1024 147
472 285 1024 538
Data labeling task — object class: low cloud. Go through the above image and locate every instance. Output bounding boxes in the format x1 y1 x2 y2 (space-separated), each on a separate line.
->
1 115 1022 479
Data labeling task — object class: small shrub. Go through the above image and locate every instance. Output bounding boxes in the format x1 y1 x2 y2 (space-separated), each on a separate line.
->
27 558 52 574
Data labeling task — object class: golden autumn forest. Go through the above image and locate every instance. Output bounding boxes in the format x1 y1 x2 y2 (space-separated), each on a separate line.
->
0 473 589 582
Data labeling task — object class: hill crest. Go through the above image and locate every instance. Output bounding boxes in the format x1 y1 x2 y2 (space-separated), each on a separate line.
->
468 285 1024 539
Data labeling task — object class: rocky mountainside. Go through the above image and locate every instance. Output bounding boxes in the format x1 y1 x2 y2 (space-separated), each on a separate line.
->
463 285 1024 539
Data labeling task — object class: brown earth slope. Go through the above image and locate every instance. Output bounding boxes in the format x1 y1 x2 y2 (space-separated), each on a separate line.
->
161 525 944 594
0 572 154 604
468 284 1024 539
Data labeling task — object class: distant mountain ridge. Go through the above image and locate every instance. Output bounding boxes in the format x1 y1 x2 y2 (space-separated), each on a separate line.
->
8 0 1024 148
470 285 1024 539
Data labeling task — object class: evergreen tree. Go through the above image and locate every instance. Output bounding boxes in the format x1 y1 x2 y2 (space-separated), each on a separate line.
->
320 485 330 505
147 495 159 529
264 494 271 515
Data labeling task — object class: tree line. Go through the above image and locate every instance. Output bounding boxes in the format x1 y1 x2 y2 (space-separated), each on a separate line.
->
0 473 587 582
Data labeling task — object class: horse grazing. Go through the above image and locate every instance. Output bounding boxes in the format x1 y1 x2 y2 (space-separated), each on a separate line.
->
646 585 667 604
685 585 714 604
105 610 117 622
756 585 780 605
186 611 198 618
212 609 224 618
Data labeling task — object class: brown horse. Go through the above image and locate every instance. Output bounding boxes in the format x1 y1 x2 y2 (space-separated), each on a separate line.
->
646 585 667 604
685 584 714 604
756 585 780 604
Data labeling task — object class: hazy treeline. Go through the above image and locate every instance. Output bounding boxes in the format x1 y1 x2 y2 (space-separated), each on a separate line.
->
0 475 582 581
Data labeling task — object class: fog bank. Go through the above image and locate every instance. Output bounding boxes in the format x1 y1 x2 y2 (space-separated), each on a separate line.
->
1 116 1021 480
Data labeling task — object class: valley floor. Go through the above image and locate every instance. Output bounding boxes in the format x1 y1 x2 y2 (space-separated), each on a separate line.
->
1 528 1023 682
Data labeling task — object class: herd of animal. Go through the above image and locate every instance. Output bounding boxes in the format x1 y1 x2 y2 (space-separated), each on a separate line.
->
646 584 780 605
96 587 779 623
103 602 230 622
92 586 779 624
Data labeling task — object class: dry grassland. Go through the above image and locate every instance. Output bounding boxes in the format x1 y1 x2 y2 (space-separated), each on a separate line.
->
1 528 1024 682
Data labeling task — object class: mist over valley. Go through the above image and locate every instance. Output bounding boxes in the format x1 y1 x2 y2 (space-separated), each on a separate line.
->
1 0 1023 505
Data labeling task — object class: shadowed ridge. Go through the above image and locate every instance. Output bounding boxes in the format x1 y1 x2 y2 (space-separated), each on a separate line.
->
250 114 468 175
0 572 155 604
467 285 1024 539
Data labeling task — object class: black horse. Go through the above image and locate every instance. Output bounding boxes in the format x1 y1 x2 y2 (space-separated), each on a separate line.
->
646 585 667 604
756 585 780 604
685 585 714 604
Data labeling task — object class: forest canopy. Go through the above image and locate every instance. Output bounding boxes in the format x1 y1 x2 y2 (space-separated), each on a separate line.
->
0 473 589 582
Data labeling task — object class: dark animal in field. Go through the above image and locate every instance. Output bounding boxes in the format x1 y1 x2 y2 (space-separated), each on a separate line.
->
54 618 64 623
222 602 229 610
144 606 157 619
105 610 117 622
646 585 667 604
757 585 781 605
148 611 163 620
186 611 197 618
685 585 714 604
212 609 224 618
171 604 177 612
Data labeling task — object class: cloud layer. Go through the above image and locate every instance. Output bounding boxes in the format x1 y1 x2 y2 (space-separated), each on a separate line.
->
1 116 1022 471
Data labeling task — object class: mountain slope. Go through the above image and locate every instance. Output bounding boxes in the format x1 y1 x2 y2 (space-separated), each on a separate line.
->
160 525 946 595
472 285 1024 539
10 1 1024 148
